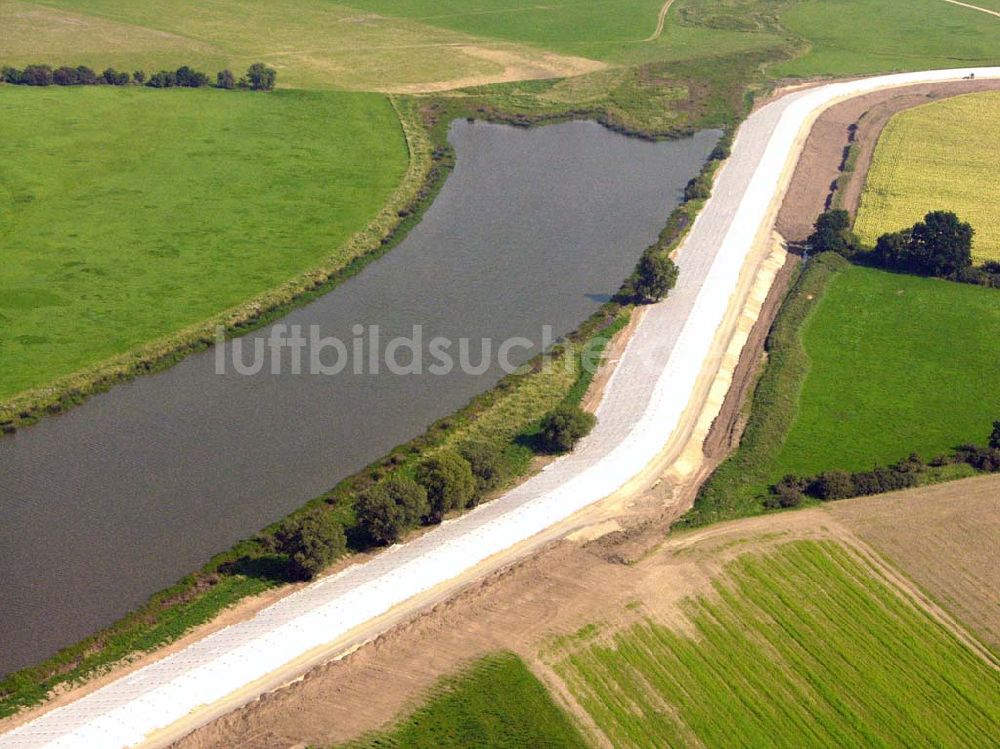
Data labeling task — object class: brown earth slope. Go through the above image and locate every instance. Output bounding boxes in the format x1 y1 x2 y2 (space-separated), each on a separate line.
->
174 475 1000 748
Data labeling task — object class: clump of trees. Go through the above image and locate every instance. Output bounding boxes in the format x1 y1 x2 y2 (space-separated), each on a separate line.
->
355 475 428 545
538 403 596 454
872 210 973 279
415 450 478 523
765 424 1000 510
275 508 347 580
807 209 997 286
1 61 276 91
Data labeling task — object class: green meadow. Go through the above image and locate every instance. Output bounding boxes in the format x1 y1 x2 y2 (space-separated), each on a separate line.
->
770 264 1000 478
336 652 588 749
0 85 407 400
7 0 998 93
557 541 1000 748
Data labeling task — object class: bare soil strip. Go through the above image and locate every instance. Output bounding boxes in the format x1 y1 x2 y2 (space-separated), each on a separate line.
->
832 475 1000 657
775 78 1000 243
384 45 605 93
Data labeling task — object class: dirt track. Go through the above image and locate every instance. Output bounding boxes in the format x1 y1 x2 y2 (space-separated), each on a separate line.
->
775 78 1000 243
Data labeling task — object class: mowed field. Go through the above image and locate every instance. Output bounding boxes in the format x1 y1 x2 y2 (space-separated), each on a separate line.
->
553 540 1000 748
0 86 407 400
855 92 1000 262
769 264 1000 479
4 0 999 92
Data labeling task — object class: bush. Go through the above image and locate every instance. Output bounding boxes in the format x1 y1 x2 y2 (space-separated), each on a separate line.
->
216 69 236 89
102 68 129 86
766 474 805 509
21 64 53 86
355 475 428 545
416 450 477 522
955 444 1000 473
683 173 711 201
989 420 1000 450
538 404 596 454
244 62 277 91
132 69 146 85
809 470 855 501
275 509 347 580
53 66 80 85
174 65 209 88
458 440 506 495
146 70 176 88
1 66 23 84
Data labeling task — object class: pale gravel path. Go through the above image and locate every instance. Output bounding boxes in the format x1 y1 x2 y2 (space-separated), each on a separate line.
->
943 0 1000 19
644 0 675 42
2 66 998 749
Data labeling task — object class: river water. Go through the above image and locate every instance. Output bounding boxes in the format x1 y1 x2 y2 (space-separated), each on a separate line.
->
0 120 718 675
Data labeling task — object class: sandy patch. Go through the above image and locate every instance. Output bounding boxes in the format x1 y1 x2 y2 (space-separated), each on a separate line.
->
383 45 606 93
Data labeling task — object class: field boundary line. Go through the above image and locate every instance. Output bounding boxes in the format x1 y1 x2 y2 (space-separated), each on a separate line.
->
835 531 1000 669
942 0 1000 18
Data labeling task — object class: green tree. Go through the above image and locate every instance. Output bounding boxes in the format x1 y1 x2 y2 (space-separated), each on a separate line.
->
873 229 911 269
356 475 428 544
908 210 973 278
458 440 506 496
275 509 347 580
216 69 236 89
416 450 476 522
245 62 277 91
631 252 679 304
538 404 596 454
808 209 853 254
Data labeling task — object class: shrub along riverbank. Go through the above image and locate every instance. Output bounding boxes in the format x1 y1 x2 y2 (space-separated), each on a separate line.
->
0 105 731 717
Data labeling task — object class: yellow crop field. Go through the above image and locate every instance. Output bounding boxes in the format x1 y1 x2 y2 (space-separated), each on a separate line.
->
855 91 1000 262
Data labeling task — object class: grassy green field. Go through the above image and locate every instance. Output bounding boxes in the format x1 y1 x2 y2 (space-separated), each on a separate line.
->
335 652 588 749
556 540 1000 748
770 264 1000 478
0 85 407 400
855 92 1000 262
768 0 1000 76
686 253 1000 525
7 0 998 93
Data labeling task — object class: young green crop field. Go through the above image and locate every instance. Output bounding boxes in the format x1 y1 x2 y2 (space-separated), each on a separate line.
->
336 652 588 749
0 86 407 401
855 92 1000 262
556 540 1000 748
769 264 1000 479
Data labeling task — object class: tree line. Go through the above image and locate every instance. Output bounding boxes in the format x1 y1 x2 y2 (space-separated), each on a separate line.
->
1 62 277 91
808 208 1000 287
766 420 1000 509
271 402 596 580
